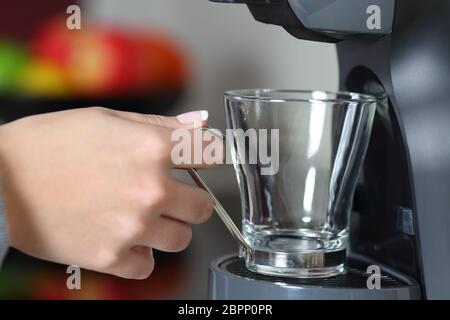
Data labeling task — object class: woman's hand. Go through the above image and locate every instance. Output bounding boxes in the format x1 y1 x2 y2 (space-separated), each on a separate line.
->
0 107 218 279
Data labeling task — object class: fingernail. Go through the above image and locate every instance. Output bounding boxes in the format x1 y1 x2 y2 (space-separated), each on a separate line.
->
176 110 208 124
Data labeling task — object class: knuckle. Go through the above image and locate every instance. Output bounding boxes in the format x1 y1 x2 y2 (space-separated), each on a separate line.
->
122 217 147 240
169 224 192 252
114 213 147 240
146 115 165 127
93 249 121 271
146 128 172 161
77 106 113 123
88 106 109 115
193 194 215 224
145 182 170 208
132 176 169 210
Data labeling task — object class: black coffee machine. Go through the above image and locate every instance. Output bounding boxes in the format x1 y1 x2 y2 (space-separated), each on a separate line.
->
207 0 450 299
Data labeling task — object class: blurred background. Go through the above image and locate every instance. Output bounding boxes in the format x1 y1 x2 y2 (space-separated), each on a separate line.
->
0 0 338 299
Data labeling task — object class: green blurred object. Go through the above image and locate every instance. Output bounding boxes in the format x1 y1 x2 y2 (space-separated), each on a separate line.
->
0 267 31 299
0 40 28 93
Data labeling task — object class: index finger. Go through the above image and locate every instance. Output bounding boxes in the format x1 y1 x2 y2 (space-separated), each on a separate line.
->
112 110 208 129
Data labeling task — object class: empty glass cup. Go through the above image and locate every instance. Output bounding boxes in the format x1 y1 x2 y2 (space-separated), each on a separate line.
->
225 89 377 278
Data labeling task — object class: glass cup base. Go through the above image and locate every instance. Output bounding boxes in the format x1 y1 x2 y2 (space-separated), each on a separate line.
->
245 248 346 278
243 226 348 278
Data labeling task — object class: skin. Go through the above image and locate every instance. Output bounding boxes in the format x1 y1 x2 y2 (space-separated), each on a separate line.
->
0 107 219 279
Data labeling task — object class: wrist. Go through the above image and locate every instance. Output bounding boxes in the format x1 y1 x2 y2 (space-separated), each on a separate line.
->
0 125 10 262
0 123 17 250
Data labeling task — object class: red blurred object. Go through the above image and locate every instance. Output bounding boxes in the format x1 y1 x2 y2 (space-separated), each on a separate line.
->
32 18 74 66
28 255 186 300
30 272 73 300
31 17 189 97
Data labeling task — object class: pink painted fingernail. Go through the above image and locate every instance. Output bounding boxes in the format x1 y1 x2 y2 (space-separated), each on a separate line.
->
176 110 209 124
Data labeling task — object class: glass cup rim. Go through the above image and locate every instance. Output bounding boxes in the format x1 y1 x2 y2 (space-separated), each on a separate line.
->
224 89 378 104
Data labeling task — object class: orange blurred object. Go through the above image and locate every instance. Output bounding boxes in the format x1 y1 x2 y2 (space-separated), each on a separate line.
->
68 30 139 96
134 32 189 93
32 17 189 97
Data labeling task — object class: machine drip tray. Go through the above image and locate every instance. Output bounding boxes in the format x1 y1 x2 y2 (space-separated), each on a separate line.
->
224 257 402 288
208 254 421 300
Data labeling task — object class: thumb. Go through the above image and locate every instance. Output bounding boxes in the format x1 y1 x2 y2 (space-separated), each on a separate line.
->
114 109 209 129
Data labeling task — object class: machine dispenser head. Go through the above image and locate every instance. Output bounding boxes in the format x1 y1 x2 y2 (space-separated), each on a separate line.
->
210 0 395 41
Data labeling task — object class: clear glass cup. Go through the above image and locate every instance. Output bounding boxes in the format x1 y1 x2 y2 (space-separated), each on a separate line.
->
225 89 377 278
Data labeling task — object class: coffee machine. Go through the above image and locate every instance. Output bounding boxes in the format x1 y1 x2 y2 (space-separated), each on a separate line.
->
207 0 450 299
